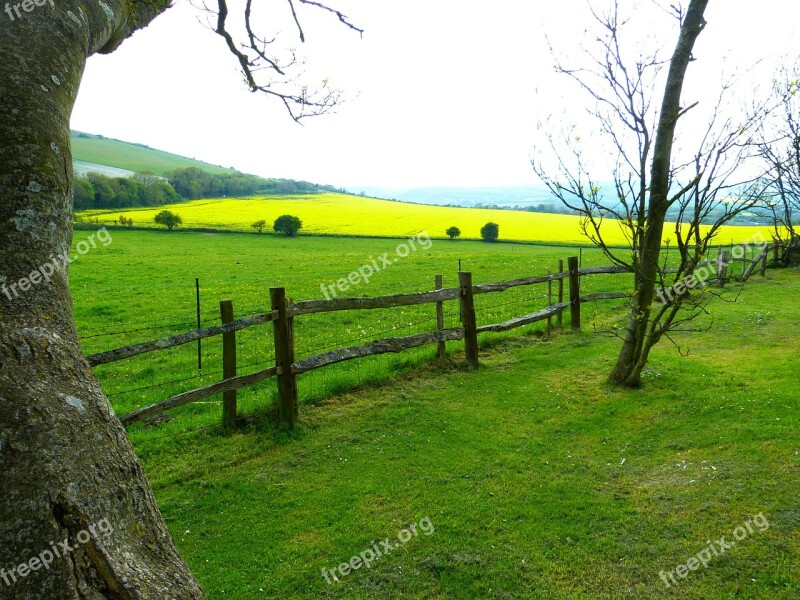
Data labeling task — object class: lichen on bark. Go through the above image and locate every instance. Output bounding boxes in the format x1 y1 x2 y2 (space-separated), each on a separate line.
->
1 0 204 597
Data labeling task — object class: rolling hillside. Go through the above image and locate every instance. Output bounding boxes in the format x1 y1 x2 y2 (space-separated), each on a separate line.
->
70 131 235 176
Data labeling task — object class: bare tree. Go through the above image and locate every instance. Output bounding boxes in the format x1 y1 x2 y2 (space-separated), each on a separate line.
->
204 0 362 122
132 171 163 192
532 0 768 386
0 1 358 597
754 64 800 265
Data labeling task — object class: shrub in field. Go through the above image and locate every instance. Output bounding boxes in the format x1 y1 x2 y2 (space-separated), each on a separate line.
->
274 214 302 237
446 226 461 240
480 222 499 242
251 219 267 234
154 210 182 231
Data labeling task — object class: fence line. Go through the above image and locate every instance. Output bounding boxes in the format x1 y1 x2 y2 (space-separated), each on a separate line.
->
120 367 279 426
95 244 778 429
289 288 462 317
87 311 277 366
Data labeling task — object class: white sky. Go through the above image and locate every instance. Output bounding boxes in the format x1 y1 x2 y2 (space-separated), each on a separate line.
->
70 0 800 190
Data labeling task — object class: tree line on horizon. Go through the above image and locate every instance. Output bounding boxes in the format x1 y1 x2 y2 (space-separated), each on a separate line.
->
73 167 343 210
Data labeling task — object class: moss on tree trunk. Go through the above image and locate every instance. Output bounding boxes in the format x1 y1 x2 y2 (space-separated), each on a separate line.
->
0 0 204 597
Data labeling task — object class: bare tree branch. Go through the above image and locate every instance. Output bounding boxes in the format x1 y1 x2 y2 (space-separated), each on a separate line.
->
196 0 362 122
533 0 776 386
753 62 800 264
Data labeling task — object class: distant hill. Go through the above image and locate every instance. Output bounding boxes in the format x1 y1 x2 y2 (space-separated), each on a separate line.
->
69 131 346 212
70 131 235 177
355 185 560 209
354 183 769 225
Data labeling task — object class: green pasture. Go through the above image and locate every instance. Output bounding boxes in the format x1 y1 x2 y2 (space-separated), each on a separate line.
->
65 229 797 598
71 131 234 176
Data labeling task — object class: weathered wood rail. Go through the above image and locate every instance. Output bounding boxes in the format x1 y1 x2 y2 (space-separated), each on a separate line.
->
87 311 277 367
293 328 466 375
120 366 278 426
289 288 462 316
93 244 779 429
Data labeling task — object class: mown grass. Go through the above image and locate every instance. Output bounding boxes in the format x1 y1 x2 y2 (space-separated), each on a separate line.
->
126 267 799 599
71 229 624 427
70 228 771 447
67 228 794 597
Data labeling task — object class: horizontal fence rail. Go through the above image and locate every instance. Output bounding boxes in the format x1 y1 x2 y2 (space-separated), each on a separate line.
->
121 366 279 426
581 292 629 303
89 243 782 430
289 288 462 316
475 303 568 334
472 272 568 294
578 265 630 276
293 328 466 375
87 311 277 367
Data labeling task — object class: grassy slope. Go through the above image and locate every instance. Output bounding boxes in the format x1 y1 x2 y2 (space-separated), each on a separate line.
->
130 267 799 599
76 194 774 246
70 131 234 176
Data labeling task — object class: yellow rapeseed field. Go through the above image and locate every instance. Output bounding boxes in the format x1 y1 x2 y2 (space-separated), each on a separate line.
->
78 193 772 245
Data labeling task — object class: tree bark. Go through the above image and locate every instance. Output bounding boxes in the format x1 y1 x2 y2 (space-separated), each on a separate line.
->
608 0 709 387
1 1 204 597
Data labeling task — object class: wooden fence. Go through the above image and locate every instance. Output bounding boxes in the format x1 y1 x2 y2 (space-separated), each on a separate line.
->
87 244 776 429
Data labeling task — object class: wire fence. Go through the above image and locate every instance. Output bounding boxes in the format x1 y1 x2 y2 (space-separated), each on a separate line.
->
72 233 784 440
76 243 642 431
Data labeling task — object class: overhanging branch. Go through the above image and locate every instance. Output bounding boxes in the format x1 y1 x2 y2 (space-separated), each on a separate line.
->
203 0 362 122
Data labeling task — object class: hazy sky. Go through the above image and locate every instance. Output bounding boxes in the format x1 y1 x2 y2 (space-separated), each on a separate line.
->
70 1 800 190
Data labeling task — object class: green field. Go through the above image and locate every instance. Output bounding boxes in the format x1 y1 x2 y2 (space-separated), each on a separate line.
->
68 228 799 598
73 229 626 424
71 131 235 176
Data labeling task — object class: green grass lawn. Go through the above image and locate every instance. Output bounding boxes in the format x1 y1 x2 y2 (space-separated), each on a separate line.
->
72 232 797 597
71 229 626 424
67 229 797 598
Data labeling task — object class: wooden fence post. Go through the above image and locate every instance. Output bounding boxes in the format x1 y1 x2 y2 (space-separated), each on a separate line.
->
741 245 746 277
547 269 553 335
717 251 729 287
568 256 580 332
742 252 761 282
557 259 564 327
220 299 237 429
435 275 446 361
288 297 298 416
760 246 768 276
196 277 202 374
459 271 479 368
270 287 297 428
773 241 780 267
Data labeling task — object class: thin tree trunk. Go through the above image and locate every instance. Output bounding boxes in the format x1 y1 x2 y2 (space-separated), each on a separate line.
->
609 0 709 387
1 1 204 597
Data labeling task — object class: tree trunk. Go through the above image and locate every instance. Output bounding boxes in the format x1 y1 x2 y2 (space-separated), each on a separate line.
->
1 1 205 598
608 0 709 387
